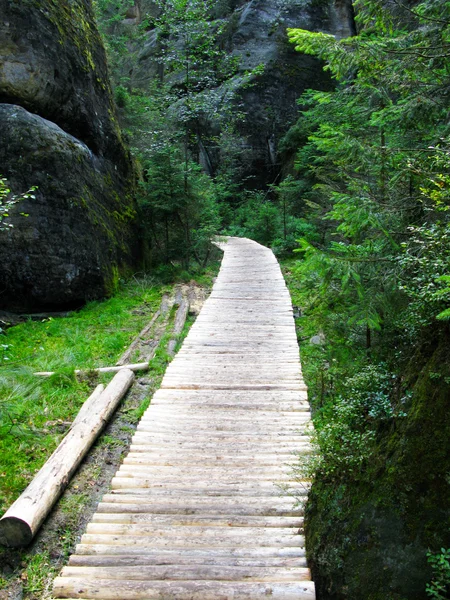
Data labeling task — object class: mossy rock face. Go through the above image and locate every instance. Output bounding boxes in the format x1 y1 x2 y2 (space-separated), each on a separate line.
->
0 105 138 310
0 0 128 166
116 0 353 188
0 0 139 310
306 331 450 600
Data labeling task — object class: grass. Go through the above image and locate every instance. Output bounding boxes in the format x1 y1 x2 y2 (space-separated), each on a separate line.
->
0 274 166 515
0 261 220 506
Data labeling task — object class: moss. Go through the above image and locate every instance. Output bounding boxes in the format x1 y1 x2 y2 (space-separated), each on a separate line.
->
104 263 120 296
305 332 450 600
39 0 102 73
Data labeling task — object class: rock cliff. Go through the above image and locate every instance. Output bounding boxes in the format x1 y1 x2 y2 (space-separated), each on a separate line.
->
216 0 355 187
103 0 355 188
0 0 139 310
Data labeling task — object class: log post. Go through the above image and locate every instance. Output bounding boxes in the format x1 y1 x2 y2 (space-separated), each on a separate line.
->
167 298 189 356
0 369 135 547
34 362 148 377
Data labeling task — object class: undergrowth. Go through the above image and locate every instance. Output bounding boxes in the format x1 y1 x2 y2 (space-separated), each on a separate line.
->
282 257 450 600
0 275 163 515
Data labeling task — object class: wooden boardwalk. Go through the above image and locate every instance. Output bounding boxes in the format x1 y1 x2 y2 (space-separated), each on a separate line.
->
53 237 315 600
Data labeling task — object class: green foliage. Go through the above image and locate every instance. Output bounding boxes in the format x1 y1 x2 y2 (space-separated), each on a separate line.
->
397 149 450 328
285 0 450 348
426 549 450 600
0 176 35 232
22 551 57 595
93 0 273 268
307 362 410 480
283 2 450 597
140 149 221 265
94 0 250 267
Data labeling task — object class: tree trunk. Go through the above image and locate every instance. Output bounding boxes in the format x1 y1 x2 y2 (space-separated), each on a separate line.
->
0 369 135 547
167 295 189 356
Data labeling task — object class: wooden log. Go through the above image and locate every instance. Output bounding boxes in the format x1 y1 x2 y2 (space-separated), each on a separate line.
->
73 545 306 558
34 363 148 377
116 310 161 366
52 577 316 599
109 482 309 496
70 384 104 430
115 466 295 478
97 495 305 514
167 296 189 356
78 532 305 548
68 554 308 568
122 454 301 465
59 564 311 582
90 514 303 528
0 369 135 547
84 524 303 539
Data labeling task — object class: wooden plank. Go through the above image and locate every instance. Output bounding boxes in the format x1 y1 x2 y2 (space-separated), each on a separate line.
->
68 555 308 568
83 524 304 539
122 455 305 464
74 545 307 558
109 482 310 496
96 501 304 517
115 465 299 477
60 565 311 581
90 514 304 527
52 579 316 599
78 534 305 549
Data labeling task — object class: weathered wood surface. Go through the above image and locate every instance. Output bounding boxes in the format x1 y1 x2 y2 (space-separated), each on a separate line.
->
34 362 148 377
53 237 315 600
167 288 190 356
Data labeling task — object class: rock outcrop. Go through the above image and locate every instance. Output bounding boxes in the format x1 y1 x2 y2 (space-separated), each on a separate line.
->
113 0 355 188
0 0 138 310
219 0 350 187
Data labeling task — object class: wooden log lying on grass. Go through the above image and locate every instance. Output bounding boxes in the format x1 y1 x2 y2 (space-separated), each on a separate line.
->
34 362 148 377
69 384 104 430
0 369 135 548
117 292 173 366
167 297 190 356
116 311 161 366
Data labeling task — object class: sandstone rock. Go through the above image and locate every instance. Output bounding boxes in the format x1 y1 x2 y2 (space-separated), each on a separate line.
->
126 0 355 187
220 0 354 186
0 0 126 163
0 105 137 310
0 0 139 310
310 332 326 346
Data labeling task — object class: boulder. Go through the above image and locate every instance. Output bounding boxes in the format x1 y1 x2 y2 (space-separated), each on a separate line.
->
227 0 351 186
0 0 139 311
0 105 137 310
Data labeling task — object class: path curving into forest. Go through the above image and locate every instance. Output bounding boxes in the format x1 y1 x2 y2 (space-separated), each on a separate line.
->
53 237 316 600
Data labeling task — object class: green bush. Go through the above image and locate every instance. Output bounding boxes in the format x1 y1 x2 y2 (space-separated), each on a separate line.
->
426 549 450 600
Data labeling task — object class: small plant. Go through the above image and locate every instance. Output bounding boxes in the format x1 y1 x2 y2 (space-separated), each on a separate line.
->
426 548 450 600
0 175 35 231
22 551 56 595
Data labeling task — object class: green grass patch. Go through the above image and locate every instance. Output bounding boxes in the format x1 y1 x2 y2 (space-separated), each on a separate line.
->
0 275 166 515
